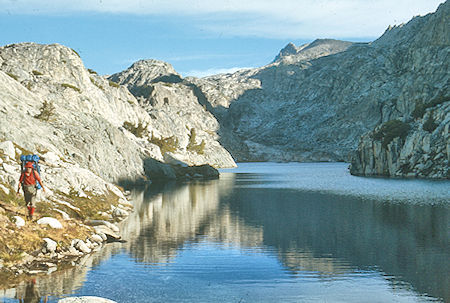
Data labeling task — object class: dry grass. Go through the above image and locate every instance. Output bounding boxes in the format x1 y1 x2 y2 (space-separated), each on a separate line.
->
0 211 90 265
0 186 118 266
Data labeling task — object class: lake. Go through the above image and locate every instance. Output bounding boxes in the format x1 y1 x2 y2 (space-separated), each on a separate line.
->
2 163 449 302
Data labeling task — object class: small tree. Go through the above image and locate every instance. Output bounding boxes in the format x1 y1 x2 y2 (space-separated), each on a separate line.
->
34 100 56 122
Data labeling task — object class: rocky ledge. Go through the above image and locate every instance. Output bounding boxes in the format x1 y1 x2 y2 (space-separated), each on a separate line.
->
350 100 449 179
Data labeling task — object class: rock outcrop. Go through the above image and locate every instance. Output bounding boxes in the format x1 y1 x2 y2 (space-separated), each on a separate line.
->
109 60 236 169
0 42 234 196
350 100 449 178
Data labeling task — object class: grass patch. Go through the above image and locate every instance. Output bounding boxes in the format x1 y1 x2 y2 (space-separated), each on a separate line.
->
150 132 179 155
6 72 18 81
32 70 43 76
58 190 119 221
108 80 120 88
34 100 56 122
87 68 98 75
61 83 81 93
0 184 21 208
123 121 148 138
71 48 81 58
373 120 410 148
90 77 104 90
186 128 205 155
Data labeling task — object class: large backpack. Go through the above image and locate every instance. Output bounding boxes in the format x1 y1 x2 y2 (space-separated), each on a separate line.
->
20 154 42 189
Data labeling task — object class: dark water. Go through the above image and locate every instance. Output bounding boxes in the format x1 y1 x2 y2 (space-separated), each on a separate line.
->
2 163 449 302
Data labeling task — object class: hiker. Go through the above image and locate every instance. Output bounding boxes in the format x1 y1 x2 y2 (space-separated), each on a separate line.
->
16 162 46 220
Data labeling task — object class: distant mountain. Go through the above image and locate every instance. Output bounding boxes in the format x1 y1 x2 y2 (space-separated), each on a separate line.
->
273 39 354 64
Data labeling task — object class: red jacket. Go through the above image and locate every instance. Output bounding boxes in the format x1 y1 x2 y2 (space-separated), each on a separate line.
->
19 170 42 186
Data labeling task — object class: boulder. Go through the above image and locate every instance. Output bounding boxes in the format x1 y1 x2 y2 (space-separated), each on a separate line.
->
86 220 120 233
72 239 91 254
90 234 104 244
42 238 57 254
112 206 129 219
13 216 25 227
93 225 121 242
0 141 15 159
37 217 63 229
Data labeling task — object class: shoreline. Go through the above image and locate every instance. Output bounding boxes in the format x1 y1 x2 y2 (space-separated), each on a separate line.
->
0 189 134 291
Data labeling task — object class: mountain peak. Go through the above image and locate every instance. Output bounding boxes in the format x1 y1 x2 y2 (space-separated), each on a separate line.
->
272 39 353 64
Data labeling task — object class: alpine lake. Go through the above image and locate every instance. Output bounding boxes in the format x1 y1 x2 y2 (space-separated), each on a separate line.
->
1 163 449 302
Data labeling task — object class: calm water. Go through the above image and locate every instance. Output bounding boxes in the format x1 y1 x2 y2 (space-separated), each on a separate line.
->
2 163 449 302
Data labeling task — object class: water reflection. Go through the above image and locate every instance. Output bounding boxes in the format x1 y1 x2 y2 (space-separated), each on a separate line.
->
2 164 449 302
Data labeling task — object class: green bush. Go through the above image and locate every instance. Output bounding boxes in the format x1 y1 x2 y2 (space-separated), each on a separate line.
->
373 120 410 148
123 121 148 138
150 132 179 155
32 70 43 76
61 83 81 92
108 80 120 88
34 100 56 122
423 115 438 132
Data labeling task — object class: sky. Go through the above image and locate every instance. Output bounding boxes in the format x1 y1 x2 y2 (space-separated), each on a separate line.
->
0 0 445 77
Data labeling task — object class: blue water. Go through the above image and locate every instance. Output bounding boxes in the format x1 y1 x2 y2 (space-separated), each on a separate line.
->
2 163 449 302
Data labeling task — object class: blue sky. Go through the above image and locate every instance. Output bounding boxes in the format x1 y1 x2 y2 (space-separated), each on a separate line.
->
0 0 445 77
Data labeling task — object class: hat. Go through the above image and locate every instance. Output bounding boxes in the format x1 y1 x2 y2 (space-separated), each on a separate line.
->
25 162 34 168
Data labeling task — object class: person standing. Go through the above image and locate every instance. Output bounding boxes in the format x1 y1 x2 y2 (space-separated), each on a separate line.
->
17 162 45 220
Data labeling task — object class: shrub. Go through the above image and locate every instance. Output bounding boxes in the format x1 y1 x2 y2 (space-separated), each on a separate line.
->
87 68 98 75
108 80 120 88
61 83 81 92
187 128 206 154
34 100 56 122
123 121 148 138
423 115 438 132
150 132 179 155
32 70 43 76
6 72 18 81
412 102 426 119
373 120 410 148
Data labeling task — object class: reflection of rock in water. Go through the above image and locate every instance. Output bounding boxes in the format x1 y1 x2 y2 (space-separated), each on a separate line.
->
224 187 450 301
1 237 124 300
123 177 263 264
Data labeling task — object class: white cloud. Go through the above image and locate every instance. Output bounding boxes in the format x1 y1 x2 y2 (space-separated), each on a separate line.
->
0 0 445 39
182 67 253 78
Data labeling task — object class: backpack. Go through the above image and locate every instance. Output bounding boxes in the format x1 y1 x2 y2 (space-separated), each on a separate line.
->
20 154 42 189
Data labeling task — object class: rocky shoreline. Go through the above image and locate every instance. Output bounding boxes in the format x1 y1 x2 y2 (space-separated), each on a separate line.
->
0 191 132 288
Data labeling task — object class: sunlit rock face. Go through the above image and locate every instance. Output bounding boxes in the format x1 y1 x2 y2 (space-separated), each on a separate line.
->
0 42 236 203
187 2 449 170
109 60 236 168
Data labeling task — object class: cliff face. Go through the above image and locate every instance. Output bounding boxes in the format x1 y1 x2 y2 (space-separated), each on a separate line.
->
349 1 449 178
350 98 449 178
187 1 449 167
